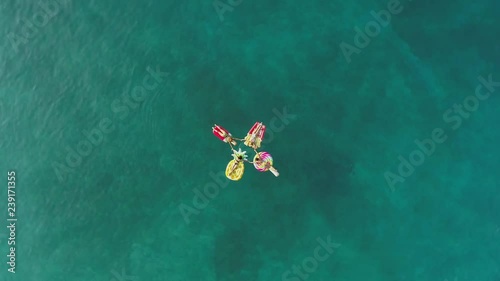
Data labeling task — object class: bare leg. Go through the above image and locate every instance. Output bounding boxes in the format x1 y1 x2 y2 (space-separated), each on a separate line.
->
229 160 239 174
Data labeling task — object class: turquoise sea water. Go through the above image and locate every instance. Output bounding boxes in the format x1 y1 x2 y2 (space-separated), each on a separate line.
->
0 0 499 280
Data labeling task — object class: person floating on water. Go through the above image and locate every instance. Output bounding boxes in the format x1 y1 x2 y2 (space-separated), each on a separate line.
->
225 148 247 181
244 122 266 152
212 122 279 181
212 124 239 147
252 151 279 177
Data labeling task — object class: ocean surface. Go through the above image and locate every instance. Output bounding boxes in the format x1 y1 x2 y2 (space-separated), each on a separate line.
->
0 0 499 280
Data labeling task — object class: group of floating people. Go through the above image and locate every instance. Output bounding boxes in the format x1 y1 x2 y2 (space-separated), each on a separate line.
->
212 122 279 181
